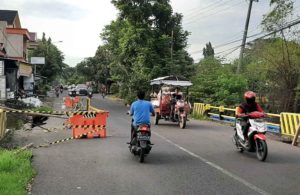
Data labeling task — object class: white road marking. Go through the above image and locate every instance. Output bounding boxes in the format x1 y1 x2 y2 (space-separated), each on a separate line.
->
152 131 269 195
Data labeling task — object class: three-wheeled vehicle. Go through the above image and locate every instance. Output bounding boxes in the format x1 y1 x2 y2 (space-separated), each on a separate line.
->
150 76 192 129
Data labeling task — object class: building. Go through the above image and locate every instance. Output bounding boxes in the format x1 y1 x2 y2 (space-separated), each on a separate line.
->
0 10 36 99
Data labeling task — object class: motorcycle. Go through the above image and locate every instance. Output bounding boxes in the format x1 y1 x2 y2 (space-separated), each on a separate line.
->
55 90 59 98
60 88 63 94
88 91 93 99
174 99 187 129
129 124 152 163
233 111 268 161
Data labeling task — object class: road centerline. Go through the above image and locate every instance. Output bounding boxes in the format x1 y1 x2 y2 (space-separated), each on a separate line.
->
152 131 269 195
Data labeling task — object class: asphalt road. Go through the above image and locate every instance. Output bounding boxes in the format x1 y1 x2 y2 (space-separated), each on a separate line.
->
32 94 300 195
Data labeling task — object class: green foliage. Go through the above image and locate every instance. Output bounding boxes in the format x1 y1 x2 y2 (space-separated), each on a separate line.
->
243 38 300 112
15 120 24 130
4 99 34 110
29 33 65 83
203 42 214 58
31 106 53 113
99 0 194 100
261 0 294 32
0 150 35 195
191 57 247 106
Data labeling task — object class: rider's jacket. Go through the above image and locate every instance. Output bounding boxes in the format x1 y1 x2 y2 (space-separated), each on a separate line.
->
236 102 264 117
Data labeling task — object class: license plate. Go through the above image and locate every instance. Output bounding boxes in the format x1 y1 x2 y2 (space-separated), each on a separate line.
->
137 135 150 141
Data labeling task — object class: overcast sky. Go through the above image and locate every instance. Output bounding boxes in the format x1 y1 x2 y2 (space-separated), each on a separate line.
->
1 0 300 66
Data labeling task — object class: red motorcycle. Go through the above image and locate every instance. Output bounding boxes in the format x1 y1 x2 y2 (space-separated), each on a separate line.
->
233 111 268 161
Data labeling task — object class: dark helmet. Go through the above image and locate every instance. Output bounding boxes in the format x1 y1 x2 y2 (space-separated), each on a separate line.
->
244 91 256 104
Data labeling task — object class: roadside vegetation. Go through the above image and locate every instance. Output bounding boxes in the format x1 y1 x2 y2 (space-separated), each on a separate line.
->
59 0 300 114
0 149 35 195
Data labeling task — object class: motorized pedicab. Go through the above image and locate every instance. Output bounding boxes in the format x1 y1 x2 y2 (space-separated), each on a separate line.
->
150 76 192 129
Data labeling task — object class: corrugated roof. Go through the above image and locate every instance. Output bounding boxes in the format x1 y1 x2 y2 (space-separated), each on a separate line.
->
0 10 18 25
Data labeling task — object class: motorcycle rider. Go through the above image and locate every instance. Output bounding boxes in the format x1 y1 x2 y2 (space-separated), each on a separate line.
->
236 91 264 144
129 90 155 145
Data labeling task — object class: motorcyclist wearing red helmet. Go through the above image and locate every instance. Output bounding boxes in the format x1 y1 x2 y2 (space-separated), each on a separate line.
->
236 91 264 143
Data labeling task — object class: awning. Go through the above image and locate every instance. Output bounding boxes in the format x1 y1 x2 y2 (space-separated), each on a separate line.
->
150 75 193 86
18 62 32 77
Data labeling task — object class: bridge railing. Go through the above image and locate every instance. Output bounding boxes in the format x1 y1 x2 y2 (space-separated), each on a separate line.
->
193 103 300 137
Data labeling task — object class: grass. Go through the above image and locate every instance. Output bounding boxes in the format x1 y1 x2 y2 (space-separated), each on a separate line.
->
0 149 35 195
31 106 53 113
192 114 210 120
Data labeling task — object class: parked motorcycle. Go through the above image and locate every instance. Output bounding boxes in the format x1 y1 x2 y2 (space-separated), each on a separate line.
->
233 111 268 161
128 122 152 163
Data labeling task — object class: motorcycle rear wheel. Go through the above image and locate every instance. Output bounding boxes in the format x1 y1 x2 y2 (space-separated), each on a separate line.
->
179 116 186 129
139 148 145 163
154 112 159 125
256 139 268 161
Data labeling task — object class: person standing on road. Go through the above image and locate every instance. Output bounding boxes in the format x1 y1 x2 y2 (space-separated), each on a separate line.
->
129 90 155 144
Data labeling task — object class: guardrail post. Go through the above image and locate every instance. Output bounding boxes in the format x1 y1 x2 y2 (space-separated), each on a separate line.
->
86 98 91 111
0 109 6 139
204 104 211 116
219 106 225 120
292 124 300 146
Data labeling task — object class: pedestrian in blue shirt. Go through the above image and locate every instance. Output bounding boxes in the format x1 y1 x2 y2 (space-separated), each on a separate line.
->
129 90 155 144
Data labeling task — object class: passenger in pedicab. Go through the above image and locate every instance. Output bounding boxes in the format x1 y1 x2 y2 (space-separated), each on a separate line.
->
157 86 172 111
170 87 183 121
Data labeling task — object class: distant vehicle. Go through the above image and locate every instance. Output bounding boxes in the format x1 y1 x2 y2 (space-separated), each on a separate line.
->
68 85 76 97
68 84 89 96
150 75 192 129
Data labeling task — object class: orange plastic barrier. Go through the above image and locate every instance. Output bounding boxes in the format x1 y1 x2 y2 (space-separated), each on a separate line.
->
64 96 81 108
70 112 109 138
64 96 73 108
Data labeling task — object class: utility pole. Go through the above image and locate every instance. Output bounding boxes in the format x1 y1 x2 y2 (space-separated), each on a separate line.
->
237 0 258 74
170 29 174 75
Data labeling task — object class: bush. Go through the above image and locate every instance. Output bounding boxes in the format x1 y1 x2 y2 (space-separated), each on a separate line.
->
4 99 34 110
110 83 119 94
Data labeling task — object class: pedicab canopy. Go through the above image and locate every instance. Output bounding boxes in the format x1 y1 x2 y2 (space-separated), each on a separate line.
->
150 76 193 87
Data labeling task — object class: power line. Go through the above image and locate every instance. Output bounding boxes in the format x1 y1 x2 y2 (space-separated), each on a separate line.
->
213 17 300 57
189 17 300 56
184 1 243 25
183 0 224 18
184 0 238 20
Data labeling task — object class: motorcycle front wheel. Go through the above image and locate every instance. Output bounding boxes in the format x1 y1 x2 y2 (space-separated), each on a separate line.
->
256 139 268 161
232 135 243 153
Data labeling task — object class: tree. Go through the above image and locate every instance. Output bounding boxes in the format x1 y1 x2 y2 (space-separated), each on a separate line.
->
261 0 294 32
29 33 65 83
99 0 194 103
203 42 214 58
243 38 300 112
191 58 247 106
258 0 300 112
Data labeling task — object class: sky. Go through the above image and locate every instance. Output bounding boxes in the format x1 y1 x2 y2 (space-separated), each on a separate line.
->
1 0 300 66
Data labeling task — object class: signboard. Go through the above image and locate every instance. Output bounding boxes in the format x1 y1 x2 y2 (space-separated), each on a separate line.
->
0 61 3 76
31 57 45 64
0 76 6 99
19 63 32 77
